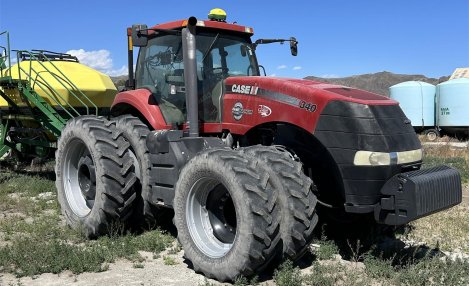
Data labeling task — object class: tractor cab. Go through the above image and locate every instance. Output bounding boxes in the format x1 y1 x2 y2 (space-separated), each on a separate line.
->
127 9 296 126
134 28 259 124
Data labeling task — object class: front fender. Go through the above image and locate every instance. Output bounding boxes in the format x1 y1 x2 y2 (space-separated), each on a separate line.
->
111 89 170 130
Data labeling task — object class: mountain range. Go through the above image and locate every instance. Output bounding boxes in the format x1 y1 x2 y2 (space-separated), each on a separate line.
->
111 71 450 97
304 71 449 96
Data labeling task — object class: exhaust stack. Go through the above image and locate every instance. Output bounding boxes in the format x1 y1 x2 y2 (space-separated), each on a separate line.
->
182 17 199 137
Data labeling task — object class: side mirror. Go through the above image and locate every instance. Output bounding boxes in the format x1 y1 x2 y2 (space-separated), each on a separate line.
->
240 45 247 57
290 37 298 56
131 24 148 47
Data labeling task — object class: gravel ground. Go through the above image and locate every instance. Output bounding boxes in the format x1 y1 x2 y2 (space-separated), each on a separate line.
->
0 162 467 286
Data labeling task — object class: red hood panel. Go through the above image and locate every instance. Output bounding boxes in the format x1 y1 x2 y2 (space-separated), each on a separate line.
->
224 76 396 106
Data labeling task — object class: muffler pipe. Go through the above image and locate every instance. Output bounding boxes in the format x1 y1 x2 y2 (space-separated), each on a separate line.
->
182 17 199 137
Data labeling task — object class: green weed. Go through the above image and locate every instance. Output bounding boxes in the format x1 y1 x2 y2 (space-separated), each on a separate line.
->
162 255 178 265
274 260 303 286
312 239 339 261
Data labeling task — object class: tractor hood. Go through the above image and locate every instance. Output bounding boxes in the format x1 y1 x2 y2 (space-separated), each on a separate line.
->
222 76 399 134
224 76 397 108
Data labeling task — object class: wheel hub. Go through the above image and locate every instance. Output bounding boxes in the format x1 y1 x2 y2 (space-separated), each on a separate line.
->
77 155 96 209
206 185 236 243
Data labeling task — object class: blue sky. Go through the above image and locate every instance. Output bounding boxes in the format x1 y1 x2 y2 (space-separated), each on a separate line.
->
1 0 468 78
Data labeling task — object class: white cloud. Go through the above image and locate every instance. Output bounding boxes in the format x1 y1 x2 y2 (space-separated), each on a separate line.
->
276 64 287 70
106 65 128 77
293 66 302 70
67 49 112 70
7 57 17 67
66 49 127 76
269 73 277 77
320 74 340 78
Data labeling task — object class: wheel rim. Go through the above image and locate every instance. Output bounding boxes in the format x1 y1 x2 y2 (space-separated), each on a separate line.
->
62 139 97 217
186 177 237 258
427 131 437 141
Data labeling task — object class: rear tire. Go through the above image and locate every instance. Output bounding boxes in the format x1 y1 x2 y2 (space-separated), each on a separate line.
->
242 145 318 260
112 115 169 229
173 148 281 282
55 116 137 238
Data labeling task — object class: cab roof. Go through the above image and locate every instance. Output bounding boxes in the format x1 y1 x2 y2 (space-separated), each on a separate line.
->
150 19 254 35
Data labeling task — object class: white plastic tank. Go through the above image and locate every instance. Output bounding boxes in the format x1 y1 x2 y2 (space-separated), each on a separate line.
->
437 78 469 134
389 81 436 129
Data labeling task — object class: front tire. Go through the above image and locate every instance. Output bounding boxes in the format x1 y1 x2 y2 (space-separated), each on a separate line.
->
243 145 318 260
112 115 171 228
173 148 281 282
55 116 137 238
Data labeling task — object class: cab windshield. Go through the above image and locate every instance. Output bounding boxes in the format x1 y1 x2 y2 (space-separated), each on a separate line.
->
197 32 260 78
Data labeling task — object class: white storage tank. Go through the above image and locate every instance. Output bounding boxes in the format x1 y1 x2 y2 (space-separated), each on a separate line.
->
389 81 436 131
437 78 469 137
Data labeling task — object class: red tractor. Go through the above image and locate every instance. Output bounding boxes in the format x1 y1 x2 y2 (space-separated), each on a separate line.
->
55 10 462 281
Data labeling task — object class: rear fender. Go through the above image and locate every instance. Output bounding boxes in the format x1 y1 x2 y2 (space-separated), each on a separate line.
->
111 89 170 130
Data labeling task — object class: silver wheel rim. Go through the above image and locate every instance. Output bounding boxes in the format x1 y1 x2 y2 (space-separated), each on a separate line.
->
186 177 237 258
62 139 96 217
427 132 437 141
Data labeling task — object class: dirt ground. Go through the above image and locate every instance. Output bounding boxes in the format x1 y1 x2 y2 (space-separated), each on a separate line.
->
0 249 217 286
1 192 468 286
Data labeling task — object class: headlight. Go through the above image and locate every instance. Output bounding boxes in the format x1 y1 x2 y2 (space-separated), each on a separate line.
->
397 149 423 165
354 151 390 166
354 149 422 166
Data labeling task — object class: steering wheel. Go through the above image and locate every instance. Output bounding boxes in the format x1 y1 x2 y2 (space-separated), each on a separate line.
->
206 67 229 77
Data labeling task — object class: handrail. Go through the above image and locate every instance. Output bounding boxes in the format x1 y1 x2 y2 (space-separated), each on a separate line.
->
44 57 98 115
15 50 98 116
17 64 78 119
0 31 12 78
16 50 89 116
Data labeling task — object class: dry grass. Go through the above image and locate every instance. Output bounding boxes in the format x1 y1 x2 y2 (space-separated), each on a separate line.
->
422 142 469 183
0 166 174 277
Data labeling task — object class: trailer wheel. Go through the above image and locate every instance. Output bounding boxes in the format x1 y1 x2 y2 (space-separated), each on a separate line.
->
55 116 137 238
424 129 440 141
243 145 318 260
174 148 281 282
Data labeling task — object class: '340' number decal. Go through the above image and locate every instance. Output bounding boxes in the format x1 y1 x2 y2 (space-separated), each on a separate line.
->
299 101 317 112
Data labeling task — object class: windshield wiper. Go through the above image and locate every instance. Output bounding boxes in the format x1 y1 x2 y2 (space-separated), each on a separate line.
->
201 33 220 62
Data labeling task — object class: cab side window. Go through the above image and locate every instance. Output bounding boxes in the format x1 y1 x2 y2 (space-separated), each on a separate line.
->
135 35 185 124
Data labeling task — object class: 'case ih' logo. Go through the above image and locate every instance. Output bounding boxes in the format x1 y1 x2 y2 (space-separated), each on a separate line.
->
231 84 259 95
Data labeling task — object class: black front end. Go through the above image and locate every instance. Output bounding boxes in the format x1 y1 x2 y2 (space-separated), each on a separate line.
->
314 101 462 225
